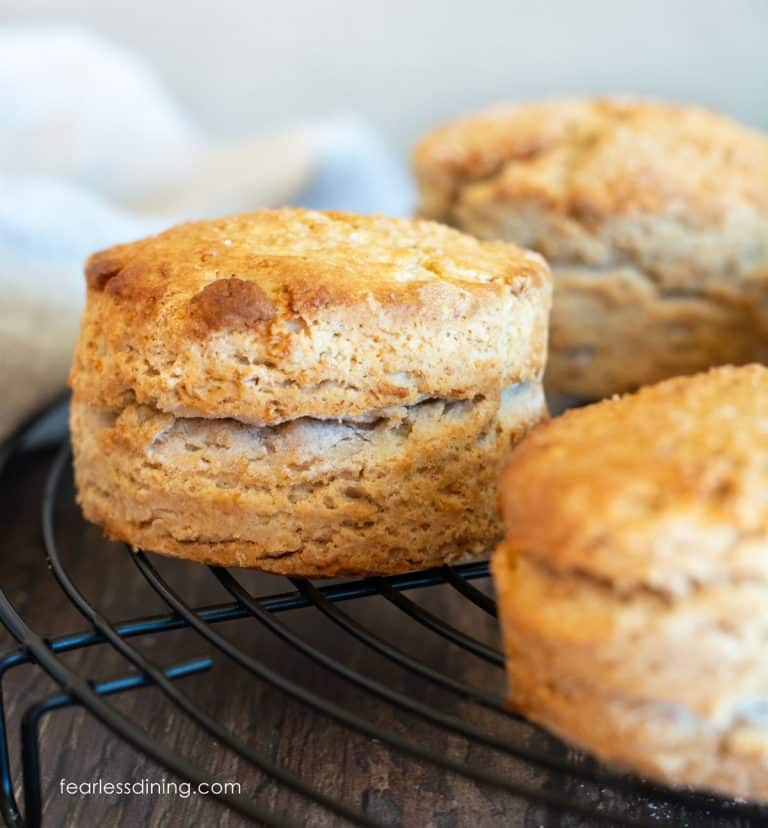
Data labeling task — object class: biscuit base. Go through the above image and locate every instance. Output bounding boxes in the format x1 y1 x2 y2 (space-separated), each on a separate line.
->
71 384 545 576
546 265 768 399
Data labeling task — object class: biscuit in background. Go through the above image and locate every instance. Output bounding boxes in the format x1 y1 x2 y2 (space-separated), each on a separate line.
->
414 98 768 399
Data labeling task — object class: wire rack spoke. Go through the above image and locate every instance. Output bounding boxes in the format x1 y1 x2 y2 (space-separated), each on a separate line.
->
0 649 28 828
218 569 569 767
441 566 498 616
372 578 505 666
289 576 511 715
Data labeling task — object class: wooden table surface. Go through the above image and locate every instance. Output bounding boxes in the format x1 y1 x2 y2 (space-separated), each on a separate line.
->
0 424 751 827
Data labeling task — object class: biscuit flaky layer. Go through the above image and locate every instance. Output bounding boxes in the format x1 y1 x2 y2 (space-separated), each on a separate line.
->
69 209 550 424
413 98 768 397
494 365 768 800
72 383 545 576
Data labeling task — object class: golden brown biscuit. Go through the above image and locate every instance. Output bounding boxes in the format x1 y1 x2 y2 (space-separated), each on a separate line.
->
71 209 551 574
493 365 768 800
413 98 768 398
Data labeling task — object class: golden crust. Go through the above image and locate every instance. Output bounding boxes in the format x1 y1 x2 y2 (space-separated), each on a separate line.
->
413 97 768 223
499 365 768 593
70 208 551 424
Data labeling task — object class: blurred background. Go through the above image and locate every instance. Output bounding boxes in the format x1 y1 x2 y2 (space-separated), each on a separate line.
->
3 0 768 150
1 0 767 438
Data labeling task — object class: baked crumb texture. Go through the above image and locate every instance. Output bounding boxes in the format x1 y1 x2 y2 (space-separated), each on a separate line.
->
70 208 551 575
493 365 768 800
413 98 768 398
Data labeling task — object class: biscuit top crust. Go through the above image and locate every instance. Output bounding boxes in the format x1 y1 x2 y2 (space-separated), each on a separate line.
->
84 208 546 310
499 365 768 594
413 98 768 222
71 209 550 424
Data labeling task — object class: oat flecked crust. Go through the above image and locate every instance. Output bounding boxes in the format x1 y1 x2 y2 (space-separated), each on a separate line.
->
492 365 768 800
413 98 768 398
70 209 551 575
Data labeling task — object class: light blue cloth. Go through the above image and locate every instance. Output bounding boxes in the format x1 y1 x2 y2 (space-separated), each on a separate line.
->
296 122 413 217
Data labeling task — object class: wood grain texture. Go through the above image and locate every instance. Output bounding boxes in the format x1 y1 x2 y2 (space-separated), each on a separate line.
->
0 441 749 828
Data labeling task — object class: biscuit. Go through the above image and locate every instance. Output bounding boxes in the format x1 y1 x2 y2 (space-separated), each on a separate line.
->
493 365 768 800
70 209 551 575
413 98 768 398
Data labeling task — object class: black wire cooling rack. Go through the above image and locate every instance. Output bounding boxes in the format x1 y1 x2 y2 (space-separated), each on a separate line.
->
0 396 766 827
